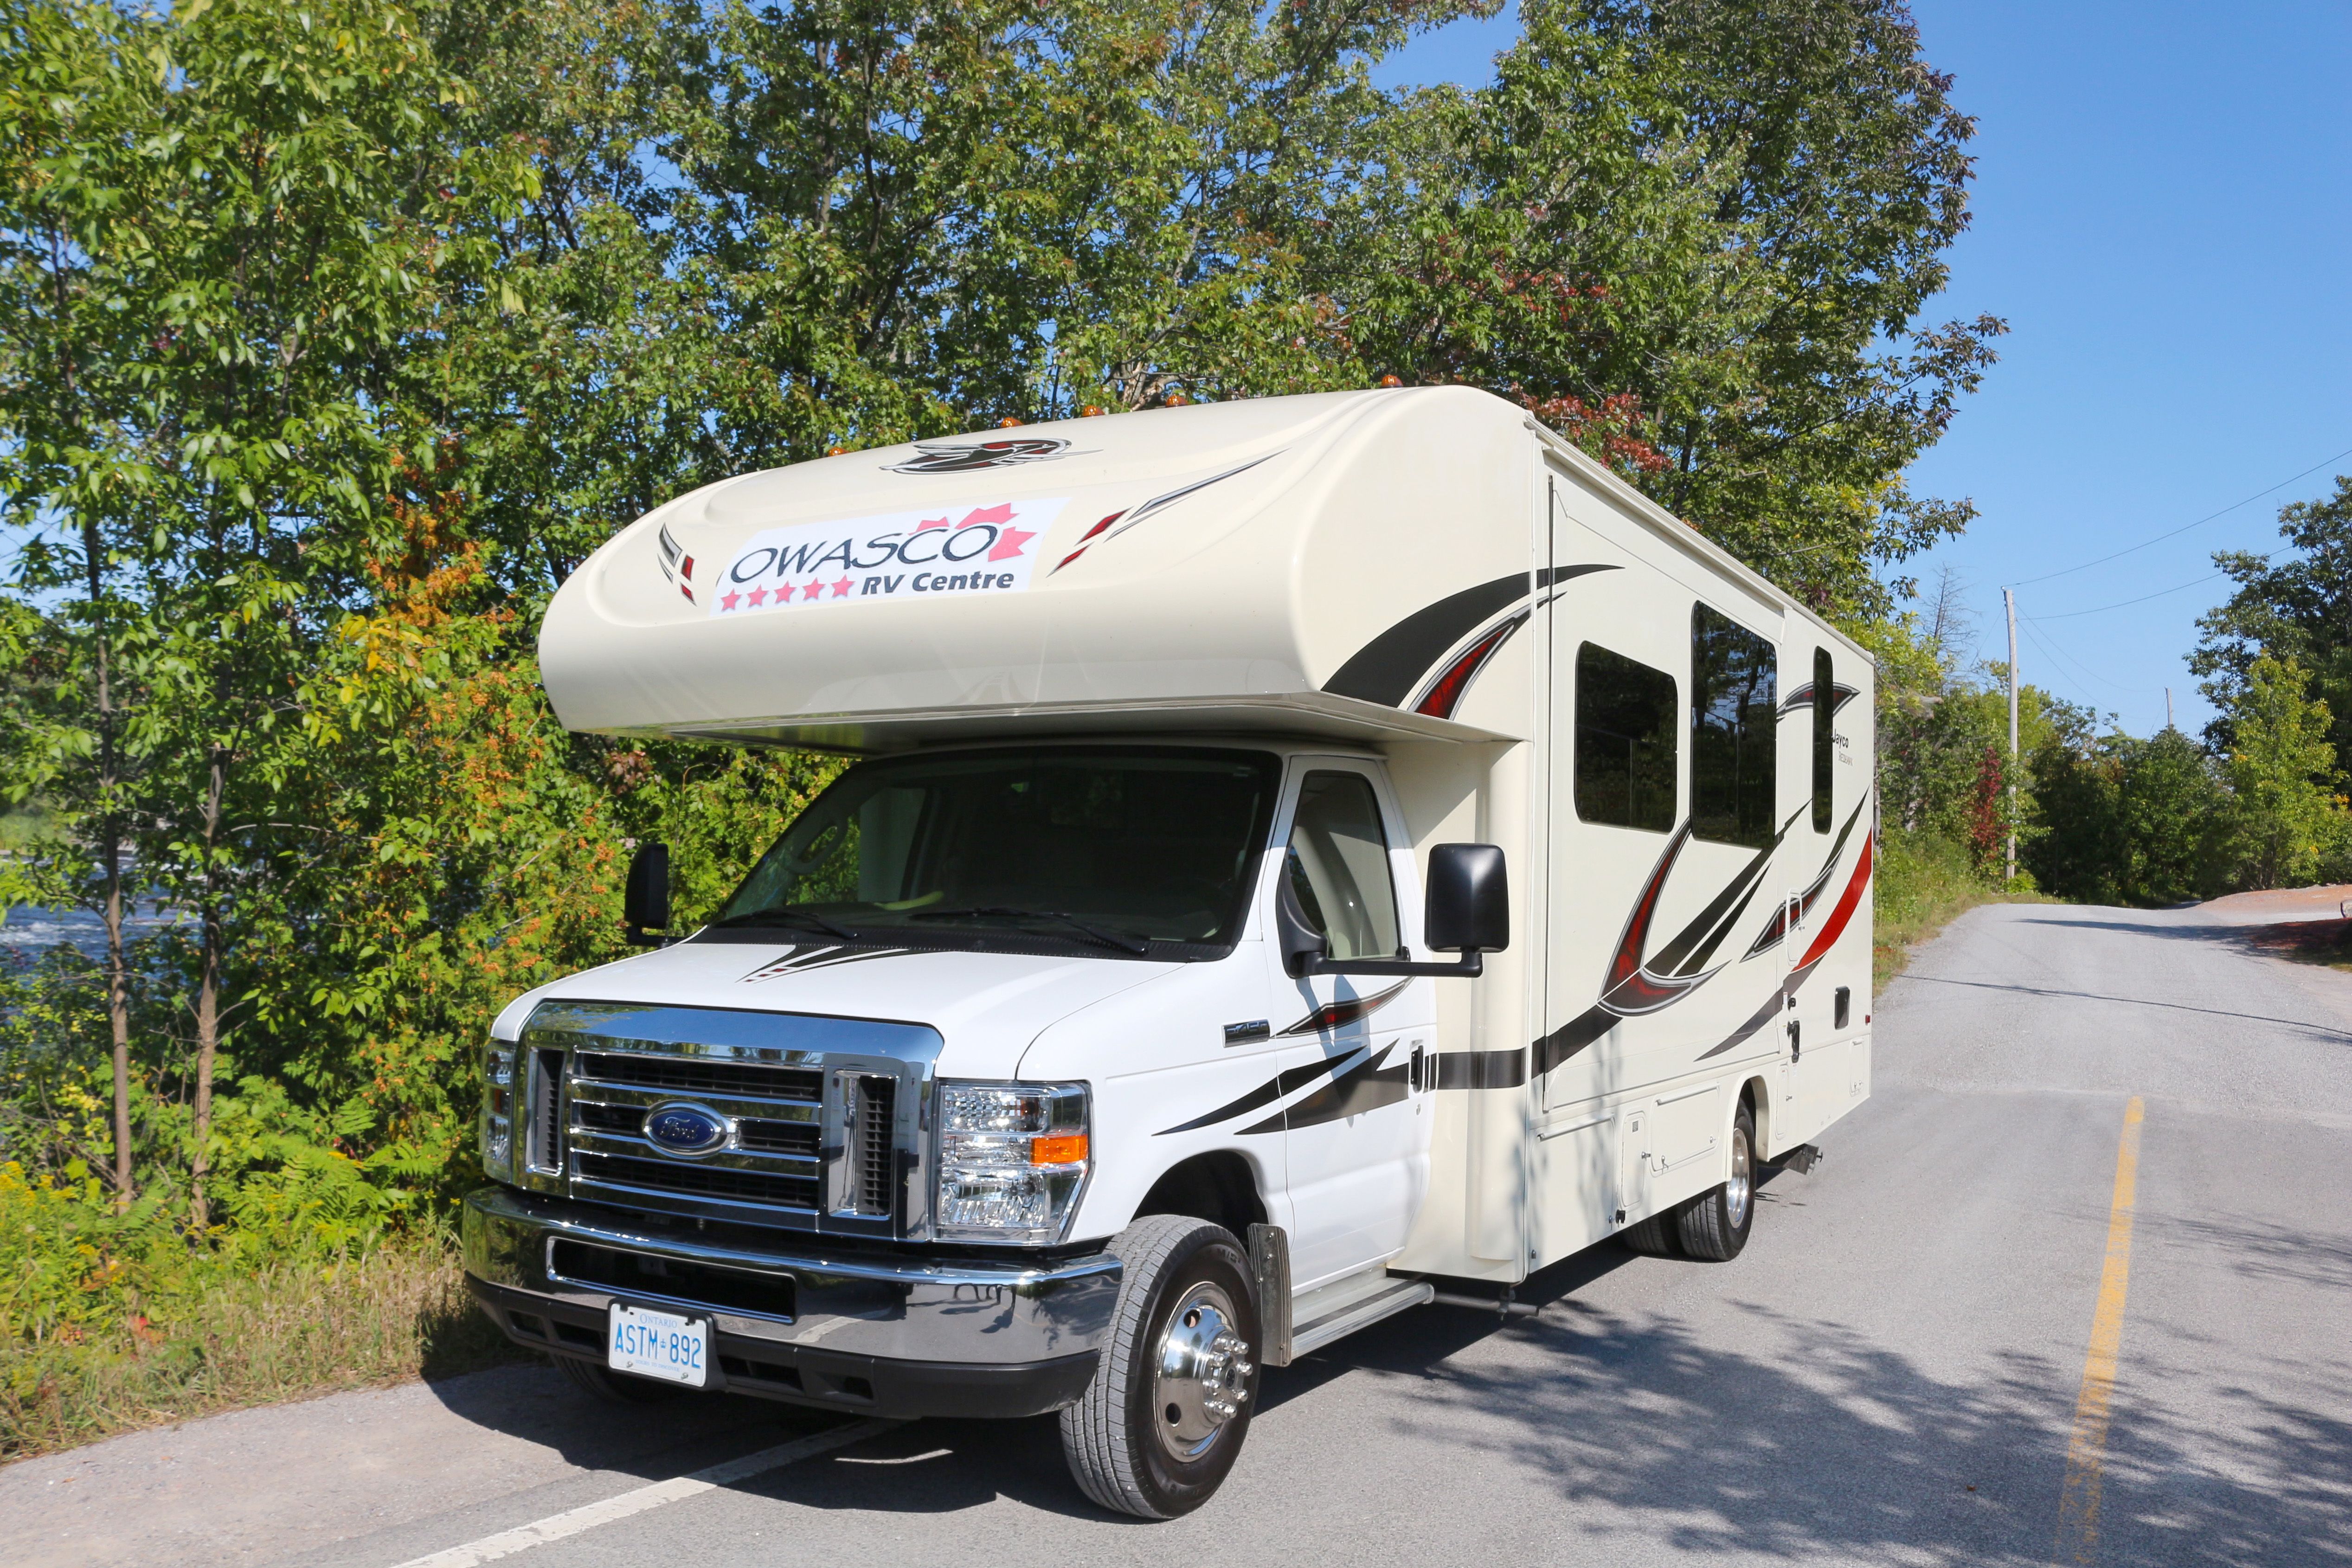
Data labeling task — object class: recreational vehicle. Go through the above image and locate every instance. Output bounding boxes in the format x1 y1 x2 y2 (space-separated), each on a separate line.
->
462 386 1876 1518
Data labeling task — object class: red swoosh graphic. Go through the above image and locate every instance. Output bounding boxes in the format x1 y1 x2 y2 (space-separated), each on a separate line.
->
1795 832 1873 973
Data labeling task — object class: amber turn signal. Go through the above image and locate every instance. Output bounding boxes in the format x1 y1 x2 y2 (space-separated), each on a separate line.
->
1029 1134 1089 1166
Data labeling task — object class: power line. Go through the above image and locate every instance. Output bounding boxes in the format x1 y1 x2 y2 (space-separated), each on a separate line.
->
2031 569 2235 620
2017 613 2153 695
2008 442 2352 588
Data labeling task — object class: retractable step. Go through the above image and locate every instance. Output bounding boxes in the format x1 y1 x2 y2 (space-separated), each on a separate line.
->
1288 1269 1436 1358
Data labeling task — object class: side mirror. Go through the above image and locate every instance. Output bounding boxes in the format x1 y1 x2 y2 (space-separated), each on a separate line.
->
623 840 671 946
1278 842 1508 980
1424 843 1510 953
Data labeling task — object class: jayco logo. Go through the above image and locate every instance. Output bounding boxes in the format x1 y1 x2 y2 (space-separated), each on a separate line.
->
707 497 1067 617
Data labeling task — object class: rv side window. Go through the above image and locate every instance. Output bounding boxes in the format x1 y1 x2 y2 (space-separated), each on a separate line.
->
1690 605 1777 849
1574 643 1678 833
1812 647 1835 833
1285 771 1403 961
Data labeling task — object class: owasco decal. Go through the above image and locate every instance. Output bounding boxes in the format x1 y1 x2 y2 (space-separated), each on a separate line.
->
707 498 1065 617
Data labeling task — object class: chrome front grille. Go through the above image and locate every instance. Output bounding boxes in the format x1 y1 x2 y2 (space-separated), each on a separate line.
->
514 1000 939 1238
566 1047 825 1222
572 1047 823 1103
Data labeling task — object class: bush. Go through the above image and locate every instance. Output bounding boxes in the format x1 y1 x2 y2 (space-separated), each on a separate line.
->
0 1162 515 1459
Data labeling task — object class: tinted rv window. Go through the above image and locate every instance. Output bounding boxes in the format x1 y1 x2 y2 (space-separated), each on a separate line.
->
1285 771 1403 961
1691 605 1777 849
711 746 1280 956
1812 647 1835 833
1574 643 1677 833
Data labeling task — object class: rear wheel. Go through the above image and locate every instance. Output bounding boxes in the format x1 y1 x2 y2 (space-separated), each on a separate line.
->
1676 1099 1757 1261
1619 1211 1682 1257
1060 1215 1260 1519
556 1354 687 1405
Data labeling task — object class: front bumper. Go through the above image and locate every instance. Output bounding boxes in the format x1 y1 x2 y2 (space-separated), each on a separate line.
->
461 1184 1118 1419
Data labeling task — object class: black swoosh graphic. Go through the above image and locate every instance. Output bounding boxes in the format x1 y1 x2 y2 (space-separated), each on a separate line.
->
1696 990 1786 1061
1240 1043 1410 1133
1154 1050 1369 1136
1323 566 1616 707
1433 1047 1529 1090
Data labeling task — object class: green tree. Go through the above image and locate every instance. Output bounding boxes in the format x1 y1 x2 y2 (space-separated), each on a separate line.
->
2218 655 2345 891
1332 0 2003 614
2191 476 2352 780
2116 727 2222 904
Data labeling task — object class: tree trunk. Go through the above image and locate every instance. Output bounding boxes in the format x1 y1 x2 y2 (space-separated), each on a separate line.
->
83 518 134 1205
187 745 226 1230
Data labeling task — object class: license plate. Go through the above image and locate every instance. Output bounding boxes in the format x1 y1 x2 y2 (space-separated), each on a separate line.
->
607 1302 710 1388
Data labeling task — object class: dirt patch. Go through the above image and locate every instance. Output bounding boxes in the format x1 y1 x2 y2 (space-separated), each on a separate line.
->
2236 916 2352 971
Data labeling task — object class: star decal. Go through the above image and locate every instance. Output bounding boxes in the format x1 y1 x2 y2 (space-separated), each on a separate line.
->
800 580 824 601
988 526 1036 562
745 585 769 607
830 576 855 597
720 589 742 610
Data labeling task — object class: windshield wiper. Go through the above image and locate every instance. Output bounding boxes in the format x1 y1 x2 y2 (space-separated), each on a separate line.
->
708 907 862 941
910 906 1152 956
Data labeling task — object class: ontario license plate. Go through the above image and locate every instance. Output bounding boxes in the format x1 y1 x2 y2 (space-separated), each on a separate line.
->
607 1302 709 1388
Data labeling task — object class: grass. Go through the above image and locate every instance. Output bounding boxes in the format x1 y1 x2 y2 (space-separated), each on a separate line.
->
1874 829 2050 989
1 1241 524 1463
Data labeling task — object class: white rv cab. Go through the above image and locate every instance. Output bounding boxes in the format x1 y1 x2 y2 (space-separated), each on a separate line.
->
463 386 1876 1518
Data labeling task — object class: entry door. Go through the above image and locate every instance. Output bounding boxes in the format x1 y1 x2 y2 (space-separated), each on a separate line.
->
1540 493 1691 1114
1268 761 1436 1289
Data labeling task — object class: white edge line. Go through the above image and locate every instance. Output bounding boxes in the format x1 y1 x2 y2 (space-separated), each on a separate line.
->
389 1417 898 1568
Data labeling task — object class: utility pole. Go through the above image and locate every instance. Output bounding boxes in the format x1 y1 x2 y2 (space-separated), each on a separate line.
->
2166 687 2175 731
2004 588 2018 884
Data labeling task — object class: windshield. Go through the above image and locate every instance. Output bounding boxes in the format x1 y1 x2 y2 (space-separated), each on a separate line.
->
710 747 1282 956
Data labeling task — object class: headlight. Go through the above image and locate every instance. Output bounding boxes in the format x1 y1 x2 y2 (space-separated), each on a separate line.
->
482 1044 514 1178
935 1081 1089 1244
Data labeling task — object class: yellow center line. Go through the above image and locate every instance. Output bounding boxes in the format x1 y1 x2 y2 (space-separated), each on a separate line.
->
2052 1095 2145 1566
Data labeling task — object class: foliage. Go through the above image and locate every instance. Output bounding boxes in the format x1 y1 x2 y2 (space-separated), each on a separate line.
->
1872 826 2044 989
2211 655 2349 892
1344 0 2003 616
0 1162 511 1459
2191 476 2352 779
2025 726 2227 906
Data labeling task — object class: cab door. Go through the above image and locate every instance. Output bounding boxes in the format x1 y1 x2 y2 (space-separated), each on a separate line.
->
1265 761 1437 1290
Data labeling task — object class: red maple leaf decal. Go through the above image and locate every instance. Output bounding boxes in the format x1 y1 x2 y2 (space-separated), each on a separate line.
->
988 526 1036 562
958 503 1015 528
914 516 951 532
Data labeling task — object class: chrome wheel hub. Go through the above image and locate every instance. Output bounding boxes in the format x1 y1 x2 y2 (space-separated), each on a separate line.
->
1152 1282 1253 1460
1726 1125 1753 1229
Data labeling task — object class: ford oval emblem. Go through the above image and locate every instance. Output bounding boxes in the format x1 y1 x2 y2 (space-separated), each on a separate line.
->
643 1102 730 1157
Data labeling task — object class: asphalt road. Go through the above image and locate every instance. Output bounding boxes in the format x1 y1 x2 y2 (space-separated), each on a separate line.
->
8 899 2351 1568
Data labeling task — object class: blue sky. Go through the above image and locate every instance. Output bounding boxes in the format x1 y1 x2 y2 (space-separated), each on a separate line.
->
1374 2 2352 738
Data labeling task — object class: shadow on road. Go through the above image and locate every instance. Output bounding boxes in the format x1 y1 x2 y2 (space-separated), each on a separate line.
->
1900 970 2352 1043
418 1204 2352 1563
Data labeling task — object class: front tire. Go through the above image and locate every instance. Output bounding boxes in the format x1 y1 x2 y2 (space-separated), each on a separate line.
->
1675 1099 1757 1261
1060 1215 1260 1519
